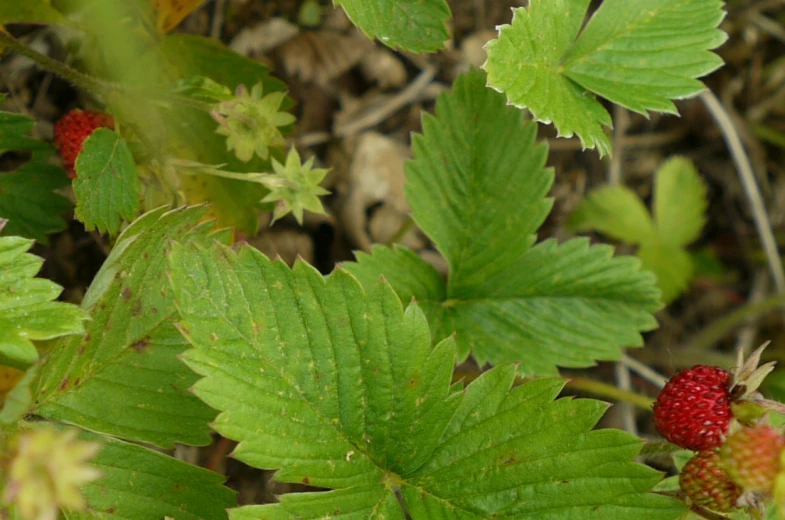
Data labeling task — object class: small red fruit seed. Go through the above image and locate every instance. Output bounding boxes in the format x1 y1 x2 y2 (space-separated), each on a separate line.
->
653 365 731 451
680 450 741 513
53 109 115 179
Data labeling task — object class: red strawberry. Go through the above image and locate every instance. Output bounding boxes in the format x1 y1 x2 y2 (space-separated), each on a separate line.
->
680 450 741 512
653 365 731 451
721 425 784 494
53 109 114 179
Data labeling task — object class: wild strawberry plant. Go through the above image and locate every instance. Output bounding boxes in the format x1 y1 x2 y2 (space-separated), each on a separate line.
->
3 0 782 519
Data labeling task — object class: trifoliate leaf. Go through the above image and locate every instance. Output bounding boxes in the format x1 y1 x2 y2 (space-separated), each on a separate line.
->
73 128 142 236
261 147 330 224
484 0 727 155
345 70 661 374
0 237 86 369
169 241 685 519
66 433 235 519
569 156 708 303
335 0 451 53
32 207 224 448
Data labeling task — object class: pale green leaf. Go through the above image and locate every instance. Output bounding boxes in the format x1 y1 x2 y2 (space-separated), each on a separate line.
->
569 156 708 303
567 185 656 244
349 70 661 374
32 207 223 448
484 0 726 155
638 241 694 305
170 241 684 519
653 156 708 246
0 0 67 26
65 434 235 519
334 0 451 53
0 237 86 369
74 128 141 235
0 163 71 242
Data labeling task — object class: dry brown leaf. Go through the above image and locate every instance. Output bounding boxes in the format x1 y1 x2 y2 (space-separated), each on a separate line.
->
340 132 423 250
359 46 407 89
230 17 300 56
278 30 372 87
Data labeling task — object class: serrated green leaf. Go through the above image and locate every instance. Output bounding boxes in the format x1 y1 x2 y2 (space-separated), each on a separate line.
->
484 0 726 155
567 185 656 244
347 70 661 374
0 0 67 26
0 237 86 369
334 0 451 53
65 434 235 519
73 128 142 235
653 156 708 246
0 163 71 242
170 241 684 519
32 207 223 448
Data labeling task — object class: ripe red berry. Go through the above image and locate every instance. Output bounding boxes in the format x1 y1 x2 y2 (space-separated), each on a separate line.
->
653 365 731 451
721 425 784 494
680 450 741 512
53 109 114 179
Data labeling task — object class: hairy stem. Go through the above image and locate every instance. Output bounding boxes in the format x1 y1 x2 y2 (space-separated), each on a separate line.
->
0 31 121 98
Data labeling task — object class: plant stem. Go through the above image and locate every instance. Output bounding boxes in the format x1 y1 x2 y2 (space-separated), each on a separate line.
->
681 291 785 352
564 377 655 411
690 504 732 520
0 31 121 98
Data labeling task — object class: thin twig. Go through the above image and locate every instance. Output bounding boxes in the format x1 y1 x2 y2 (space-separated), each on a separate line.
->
701 90 785 295
607 106 628 186
210 0 226 40
681 291 785 353
614 362 637 434
735 269 768 355
621 354 668 389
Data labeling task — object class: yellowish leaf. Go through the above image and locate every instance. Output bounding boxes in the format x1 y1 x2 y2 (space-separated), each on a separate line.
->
0 365 24 396
152 0 206 33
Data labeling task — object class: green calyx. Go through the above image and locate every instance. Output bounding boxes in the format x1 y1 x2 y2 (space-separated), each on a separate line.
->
261 147 330 224
213 83 296 163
